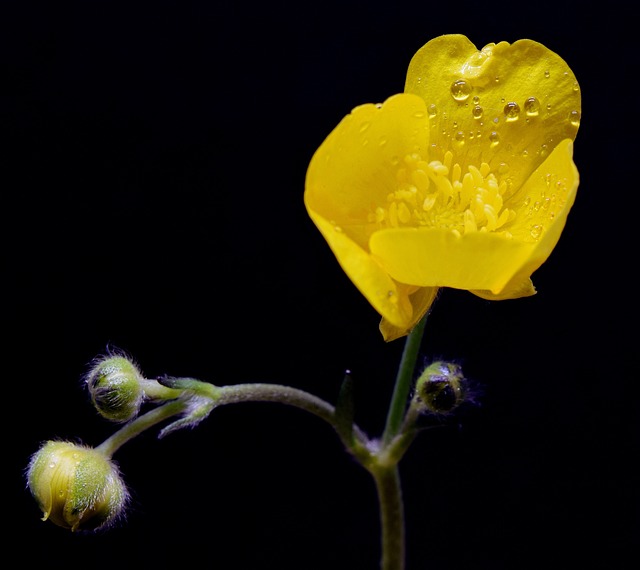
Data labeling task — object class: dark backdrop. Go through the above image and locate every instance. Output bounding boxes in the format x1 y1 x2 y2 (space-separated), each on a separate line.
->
4 1 637 569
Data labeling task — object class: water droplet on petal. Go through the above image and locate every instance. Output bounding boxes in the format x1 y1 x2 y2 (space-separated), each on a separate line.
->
530 224 543 239
569 110 581 127
489 131 500 147
472 105 483 119
428 104 437 117
524 97 540 116
544 70 550 78
504 102 520 122
359 122 371 133
450 79 471 102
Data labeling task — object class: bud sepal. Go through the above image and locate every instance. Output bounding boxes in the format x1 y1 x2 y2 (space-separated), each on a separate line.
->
85 354 145 422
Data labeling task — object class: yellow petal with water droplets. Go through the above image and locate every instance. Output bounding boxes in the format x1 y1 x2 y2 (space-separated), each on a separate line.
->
405 34 581 196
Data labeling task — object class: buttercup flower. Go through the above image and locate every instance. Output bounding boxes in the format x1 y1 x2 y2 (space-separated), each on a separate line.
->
305 34 580 341
27 440 128 532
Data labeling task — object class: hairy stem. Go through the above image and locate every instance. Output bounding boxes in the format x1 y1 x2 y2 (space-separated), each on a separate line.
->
372 465 405 570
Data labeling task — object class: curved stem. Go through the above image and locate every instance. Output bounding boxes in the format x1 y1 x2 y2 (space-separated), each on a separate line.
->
216 383 370 446
372 465 405 570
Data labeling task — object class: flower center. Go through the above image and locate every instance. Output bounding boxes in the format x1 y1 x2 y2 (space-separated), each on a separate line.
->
369 150 516 237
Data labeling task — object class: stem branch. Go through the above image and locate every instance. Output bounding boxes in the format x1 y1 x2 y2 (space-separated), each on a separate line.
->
96 400 188 458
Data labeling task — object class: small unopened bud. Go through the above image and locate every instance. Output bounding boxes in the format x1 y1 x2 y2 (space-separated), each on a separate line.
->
415 361 466 414
85 354 145 422
27 440 128 532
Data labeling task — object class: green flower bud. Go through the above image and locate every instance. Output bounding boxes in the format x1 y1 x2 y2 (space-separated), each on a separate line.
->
85 354 145 422
415 361 466 414
27 440 128 532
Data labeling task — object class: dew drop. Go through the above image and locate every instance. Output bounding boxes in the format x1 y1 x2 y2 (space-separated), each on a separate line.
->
428 104 437 117
414 110 426 119
544 70 550 78
472 105 483 119
454 131 465 144
359 122 371 133
498 162 509 174
524 97 540 116
489 131 500 147
530 224 543 239
569 110 581 127
450 79 472 101
473 95 480 104
504 102 520 122
539 144 548 158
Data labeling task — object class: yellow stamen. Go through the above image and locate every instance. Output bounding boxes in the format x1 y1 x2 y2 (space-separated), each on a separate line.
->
372 151 516 236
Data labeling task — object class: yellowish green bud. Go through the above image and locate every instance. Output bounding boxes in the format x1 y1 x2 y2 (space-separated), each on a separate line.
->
85 354 145 422
415 361 466 414
27 440 128 532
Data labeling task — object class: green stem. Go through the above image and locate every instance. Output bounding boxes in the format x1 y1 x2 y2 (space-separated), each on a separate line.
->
372 465 405 570
95 400 188 458
381 312 429 446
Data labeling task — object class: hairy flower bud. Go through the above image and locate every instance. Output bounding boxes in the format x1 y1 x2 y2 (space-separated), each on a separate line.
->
415 361 466 414
85 354 145 422
27 440 128 532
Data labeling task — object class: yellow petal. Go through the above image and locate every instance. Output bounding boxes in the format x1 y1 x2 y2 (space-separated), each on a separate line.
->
369 139 578 295
307 211 414 328
379 286 439 342
470 278 536 301
305 93 430 249
371 226 534 293
405 34 581 196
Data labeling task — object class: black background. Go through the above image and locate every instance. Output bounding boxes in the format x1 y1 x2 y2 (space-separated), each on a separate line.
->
5 1 637 569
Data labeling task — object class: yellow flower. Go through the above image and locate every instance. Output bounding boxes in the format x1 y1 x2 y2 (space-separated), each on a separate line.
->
304 34 580 341
27 440 128 532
